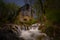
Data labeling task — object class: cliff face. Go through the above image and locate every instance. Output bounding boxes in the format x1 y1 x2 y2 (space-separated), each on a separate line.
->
15 4 35 24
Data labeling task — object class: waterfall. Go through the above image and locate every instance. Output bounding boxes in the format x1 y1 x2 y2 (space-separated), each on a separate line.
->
17 23 50 40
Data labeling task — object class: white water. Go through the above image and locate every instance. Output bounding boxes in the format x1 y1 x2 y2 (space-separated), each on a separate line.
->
17 23 50 40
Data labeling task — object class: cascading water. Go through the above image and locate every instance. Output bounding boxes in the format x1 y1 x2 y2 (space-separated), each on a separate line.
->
17 23 50 40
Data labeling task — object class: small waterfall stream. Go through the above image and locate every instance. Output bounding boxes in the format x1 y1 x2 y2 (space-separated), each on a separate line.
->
17 23 50 40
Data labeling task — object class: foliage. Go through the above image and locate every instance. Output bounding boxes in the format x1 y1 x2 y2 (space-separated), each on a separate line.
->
0 1 20 25
44 1 60 39
46 9 60 22
26 18 37 25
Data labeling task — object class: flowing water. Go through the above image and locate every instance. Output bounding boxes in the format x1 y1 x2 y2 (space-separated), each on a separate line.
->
17 23 50 40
